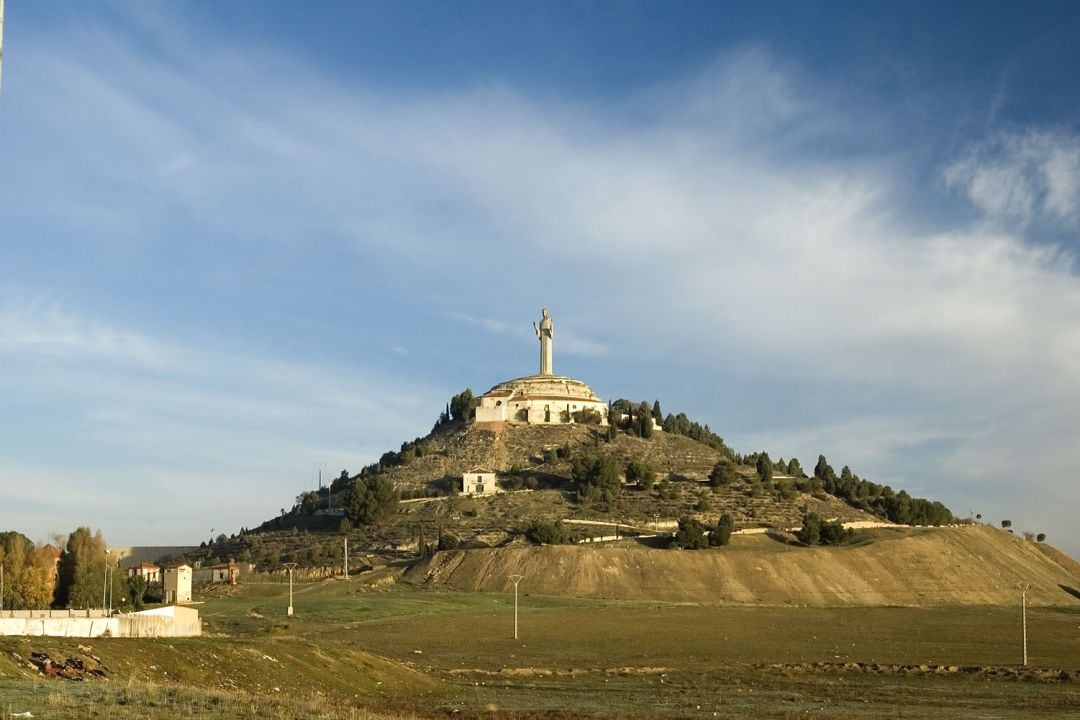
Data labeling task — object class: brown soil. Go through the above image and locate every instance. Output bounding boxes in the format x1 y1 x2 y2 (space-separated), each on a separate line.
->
406 524 1080 606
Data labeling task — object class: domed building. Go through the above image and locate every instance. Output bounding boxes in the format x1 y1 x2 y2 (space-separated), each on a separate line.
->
474 308 608 425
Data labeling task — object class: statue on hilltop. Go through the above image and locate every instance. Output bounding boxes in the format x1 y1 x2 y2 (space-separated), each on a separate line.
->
533 307 553 376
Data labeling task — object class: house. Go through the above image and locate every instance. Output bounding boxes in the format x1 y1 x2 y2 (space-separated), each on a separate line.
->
127 562 162 585
162 564 192 604
462 469 500 497
210 561 239 585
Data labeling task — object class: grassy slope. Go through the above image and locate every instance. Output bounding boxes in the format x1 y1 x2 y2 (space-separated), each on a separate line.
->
4 576 1080 719
408 525 1080 606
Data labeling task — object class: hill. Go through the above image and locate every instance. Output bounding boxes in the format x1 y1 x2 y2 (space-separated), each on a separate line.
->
236 420 888 560
406 524 1080 607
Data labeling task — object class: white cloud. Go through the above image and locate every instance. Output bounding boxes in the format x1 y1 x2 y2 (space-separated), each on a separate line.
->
944 130 1080 226
5 15 1080 555
0 291 167 368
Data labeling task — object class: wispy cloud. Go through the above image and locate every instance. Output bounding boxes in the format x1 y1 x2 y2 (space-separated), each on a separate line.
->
945 130 1080 227
3 10 1080 554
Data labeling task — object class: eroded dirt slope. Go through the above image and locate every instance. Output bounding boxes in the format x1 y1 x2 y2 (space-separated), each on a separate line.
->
407 525 1080 607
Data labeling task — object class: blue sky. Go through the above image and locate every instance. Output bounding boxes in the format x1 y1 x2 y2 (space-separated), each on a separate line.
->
2 1 1080 556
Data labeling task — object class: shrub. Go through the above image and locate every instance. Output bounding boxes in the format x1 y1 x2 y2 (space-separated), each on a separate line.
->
1037 533 1046 542
437 531 460 551
525 520 566 545
572 408 603 424
625 460 655 490
672 517 709 549
819 519 854 546
708 460 738 487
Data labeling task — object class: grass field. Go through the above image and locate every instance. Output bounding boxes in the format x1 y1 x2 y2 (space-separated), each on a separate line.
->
3 578 1079 719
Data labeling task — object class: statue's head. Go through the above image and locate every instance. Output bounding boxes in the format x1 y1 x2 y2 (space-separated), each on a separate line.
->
542 307 549 318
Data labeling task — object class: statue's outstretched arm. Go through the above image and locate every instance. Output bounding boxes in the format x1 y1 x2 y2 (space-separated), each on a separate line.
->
533 321 540 338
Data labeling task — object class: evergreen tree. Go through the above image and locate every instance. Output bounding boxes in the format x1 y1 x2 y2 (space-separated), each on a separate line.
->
55 527 108 609
710 514 735 546
708 459 738 487
797 513 822 546
345 476 399 525
449 389 476 422
636 402 654 438
756 452 774 485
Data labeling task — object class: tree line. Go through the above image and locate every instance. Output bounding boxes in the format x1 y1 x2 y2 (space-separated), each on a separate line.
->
1 527 149 611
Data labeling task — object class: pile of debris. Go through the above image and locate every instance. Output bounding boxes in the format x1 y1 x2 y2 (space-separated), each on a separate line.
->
14 645 110 681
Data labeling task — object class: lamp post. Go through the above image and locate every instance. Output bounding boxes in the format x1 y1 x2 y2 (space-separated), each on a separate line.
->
1017 582 1031 666
102 549 109 613
107 559 112 614
284 562 298 617
508 574 524 640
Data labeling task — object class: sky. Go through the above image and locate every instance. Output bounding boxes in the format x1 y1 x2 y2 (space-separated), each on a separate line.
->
2 1 1080 556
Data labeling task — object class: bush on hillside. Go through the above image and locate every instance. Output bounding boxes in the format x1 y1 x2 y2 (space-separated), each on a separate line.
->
572 454 622 503
525 520 566 545
672 517 709 549
625 460 655 489
708 459 738 487
797 512 853 546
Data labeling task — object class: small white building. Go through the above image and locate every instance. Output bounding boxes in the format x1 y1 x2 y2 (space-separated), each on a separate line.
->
163 563 192 604
127 562 161 585
462 470 500 497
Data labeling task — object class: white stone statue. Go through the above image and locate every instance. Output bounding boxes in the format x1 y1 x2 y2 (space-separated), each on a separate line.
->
533 307 553 375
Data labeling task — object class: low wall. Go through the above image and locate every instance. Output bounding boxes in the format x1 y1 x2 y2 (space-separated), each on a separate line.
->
0 608 201 638
0 616 119 637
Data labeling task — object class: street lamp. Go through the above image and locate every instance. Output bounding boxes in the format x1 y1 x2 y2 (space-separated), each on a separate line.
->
284 562 298 617
508 574 524 640
102 549 109 613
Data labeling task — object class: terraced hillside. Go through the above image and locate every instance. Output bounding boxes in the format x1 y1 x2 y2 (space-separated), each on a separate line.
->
376 421 730 495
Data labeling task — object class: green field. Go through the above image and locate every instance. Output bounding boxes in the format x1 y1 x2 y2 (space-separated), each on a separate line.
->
2 578 1079 719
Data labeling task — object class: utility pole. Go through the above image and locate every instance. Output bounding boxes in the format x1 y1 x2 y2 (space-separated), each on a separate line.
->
1 564 4 613
508 574 524 640
344 538 349 579
102 549 110 613
284 562 298 617
1017 582 1031 666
